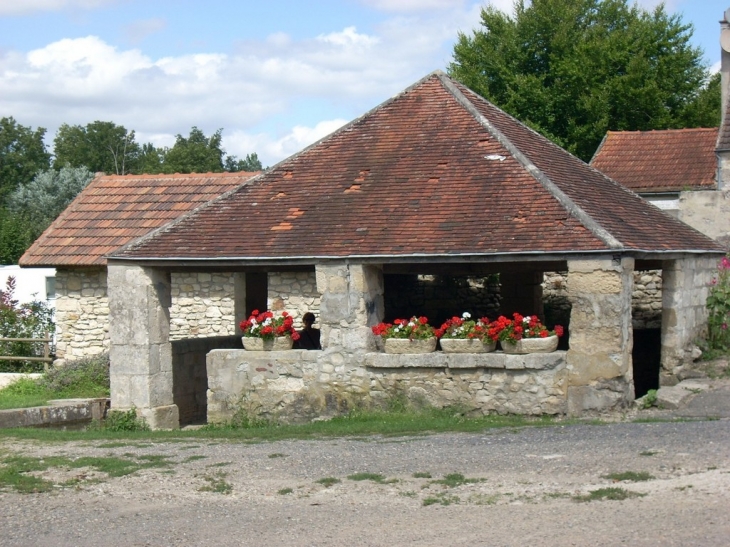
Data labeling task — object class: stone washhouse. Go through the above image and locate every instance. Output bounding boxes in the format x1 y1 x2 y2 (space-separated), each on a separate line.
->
92 73 729 428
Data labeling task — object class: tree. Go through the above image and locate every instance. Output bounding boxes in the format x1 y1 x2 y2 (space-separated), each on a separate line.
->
53 121 141 175
449 0 719 161
161 127 225 174
0 209 34 265
0 117 51 206
224 152 263 172
7 166 94 236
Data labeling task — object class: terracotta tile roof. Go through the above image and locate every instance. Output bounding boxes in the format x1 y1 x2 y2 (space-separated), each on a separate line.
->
19 172 258 267
590 128 718 193
108 72 724 263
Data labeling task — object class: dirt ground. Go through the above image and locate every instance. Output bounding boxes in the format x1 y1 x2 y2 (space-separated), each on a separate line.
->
0 414 729 546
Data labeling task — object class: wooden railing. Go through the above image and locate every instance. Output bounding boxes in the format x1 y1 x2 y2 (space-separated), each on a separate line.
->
0 334 53 371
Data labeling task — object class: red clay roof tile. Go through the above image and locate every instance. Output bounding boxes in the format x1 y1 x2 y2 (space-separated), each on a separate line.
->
590 128 717 193
110 72 721 262
19 172 258 267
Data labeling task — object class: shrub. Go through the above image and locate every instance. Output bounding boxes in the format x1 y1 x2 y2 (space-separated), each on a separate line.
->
103 408 149 432
706 256 730 352
41 353 110 396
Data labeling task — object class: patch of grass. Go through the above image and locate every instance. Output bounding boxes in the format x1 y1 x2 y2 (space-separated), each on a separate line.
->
399 490 417 498
675 485 693 491
0 452 171 493
96 442 132 448
207 461 232 468
198 471 232 494
602 471 654 482
469 493 500 505
316 477 340 488
183 455 206 463
347 472 387 483
431 473 484 488
639 450 659 456
423 492 460 506
412 472 432 479
640 389 658 409
573 487 646 502
277 487 294 495
268 453 288 459
98 408 149 432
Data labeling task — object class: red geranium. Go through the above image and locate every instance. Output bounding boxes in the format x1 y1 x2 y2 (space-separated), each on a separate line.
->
489 312 563 343
371 316 435 340
240 309 300 341
437 312 491 340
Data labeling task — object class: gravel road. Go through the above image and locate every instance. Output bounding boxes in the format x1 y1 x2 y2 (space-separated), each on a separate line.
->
1 418 728 546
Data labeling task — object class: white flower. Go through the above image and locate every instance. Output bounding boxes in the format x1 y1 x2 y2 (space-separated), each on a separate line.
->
523 316 531 323
462 312 471 319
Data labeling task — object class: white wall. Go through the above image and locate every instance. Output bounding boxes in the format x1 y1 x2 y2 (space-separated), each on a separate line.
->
0 266 56 306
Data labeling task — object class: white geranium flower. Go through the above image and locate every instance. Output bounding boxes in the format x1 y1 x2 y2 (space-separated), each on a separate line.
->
462 312 472 319
523 316 531 323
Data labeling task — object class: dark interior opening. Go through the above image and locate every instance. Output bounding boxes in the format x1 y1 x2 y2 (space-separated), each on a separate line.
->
245 272 268 316
632 328 661 398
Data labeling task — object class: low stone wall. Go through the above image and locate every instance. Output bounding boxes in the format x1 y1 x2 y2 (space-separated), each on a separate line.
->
206 349 568 423
172 336 240 425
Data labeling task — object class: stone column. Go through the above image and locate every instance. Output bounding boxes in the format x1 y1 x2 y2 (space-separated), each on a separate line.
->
565 257 634 415
316 263 384 352
660 257 715 384
499 270 544 318
108 264 179 429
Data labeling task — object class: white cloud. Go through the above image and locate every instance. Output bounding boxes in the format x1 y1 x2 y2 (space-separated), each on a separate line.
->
0 0 118 16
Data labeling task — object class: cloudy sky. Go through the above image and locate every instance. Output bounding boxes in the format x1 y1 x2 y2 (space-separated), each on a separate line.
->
0 0 725 167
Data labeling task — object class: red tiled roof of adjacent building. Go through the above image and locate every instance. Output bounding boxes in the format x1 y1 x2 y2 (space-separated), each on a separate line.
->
19 172 258 267
102 73 725 262
590 128 718 193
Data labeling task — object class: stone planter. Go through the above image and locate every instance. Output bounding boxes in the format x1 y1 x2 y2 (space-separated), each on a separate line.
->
384 337 437 354
242 336 293 351
500 335 559 354
440 338 496 353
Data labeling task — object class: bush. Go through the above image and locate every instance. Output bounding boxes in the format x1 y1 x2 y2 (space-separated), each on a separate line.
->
0 276 55 372
41 353 109 397
103 408 149 432
706 256 730 352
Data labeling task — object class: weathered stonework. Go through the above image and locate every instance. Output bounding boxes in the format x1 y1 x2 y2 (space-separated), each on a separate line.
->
678 190 730 249
206 349 568 422
660 257 715 383
54 268 109 360
565 258 634 415
268 271 320 327
170 272 240 339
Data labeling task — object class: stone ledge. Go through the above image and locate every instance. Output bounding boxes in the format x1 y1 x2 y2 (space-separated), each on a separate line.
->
364 351 566 370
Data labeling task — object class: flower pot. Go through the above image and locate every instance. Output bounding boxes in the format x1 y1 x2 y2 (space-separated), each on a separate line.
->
242 336 293 351
500 335 559 354
384 337 437 354
440 338 496 353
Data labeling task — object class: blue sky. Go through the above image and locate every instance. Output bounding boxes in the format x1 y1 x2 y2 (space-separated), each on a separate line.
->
0 0 725 166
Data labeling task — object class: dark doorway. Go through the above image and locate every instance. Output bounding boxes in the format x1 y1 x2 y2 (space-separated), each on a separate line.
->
245 273 268 316
632 329 661 397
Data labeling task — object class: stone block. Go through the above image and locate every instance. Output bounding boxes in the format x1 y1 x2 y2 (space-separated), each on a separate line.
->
567 385 625 416
142 404 179 430
655 385 693 410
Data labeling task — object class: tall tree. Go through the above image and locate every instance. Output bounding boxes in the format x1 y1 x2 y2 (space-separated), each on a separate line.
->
449 0 719 161
224 152 263 172
53 121 141 174
0 117 51 206
8 166 94 236
161 127 225 174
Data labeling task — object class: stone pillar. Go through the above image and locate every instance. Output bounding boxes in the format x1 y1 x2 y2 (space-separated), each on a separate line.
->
233 272 246 335
316 263 384 352
565 257 634 415
108 264 179 429
499 270 544 318
660 257 715 384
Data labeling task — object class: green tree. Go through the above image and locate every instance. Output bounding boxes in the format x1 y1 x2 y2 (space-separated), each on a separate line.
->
161 127 225 174
53 121 141 174
449 0 719 161
224 152 263 172
0 208 34 265
7 166 94 238
0 117 51 205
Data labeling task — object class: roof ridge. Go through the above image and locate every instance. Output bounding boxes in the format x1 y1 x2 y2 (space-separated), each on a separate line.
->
437 73 623 250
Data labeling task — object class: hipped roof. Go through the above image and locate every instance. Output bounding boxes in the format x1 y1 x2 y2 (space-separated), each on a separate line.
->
590 128 718 193
20 172 258 267
103 72 723 263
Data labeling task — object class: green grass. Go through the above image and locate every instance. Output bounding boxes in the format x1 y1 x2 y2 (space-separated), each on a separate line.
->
0 407 553 443
198 471 232 494
316 477 340 487
430 473 484 488
412 471 432 479
423 492 460 506
0 452 171 493
0 354 109 410
347 472 387 483
277 487 294 495
573 487 646 502
602 471 654 482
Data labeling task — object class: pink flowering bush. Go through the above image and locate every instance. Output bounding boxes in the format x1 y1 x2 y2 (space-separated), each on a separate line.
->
706 255 730 351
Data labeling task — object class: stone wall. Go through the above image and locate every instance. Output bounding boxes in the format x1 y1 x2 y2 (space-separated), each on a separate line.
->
661 257 716 382
206 349 568 423
384 275 500 325
169 272 241 340
55 268 109 360
268 271 320 328
678 190 730 249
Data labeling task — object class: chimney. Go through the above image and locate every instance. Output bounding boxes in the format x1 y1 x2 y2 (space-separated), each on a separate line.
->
721 10 730 128
717 9 730 190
